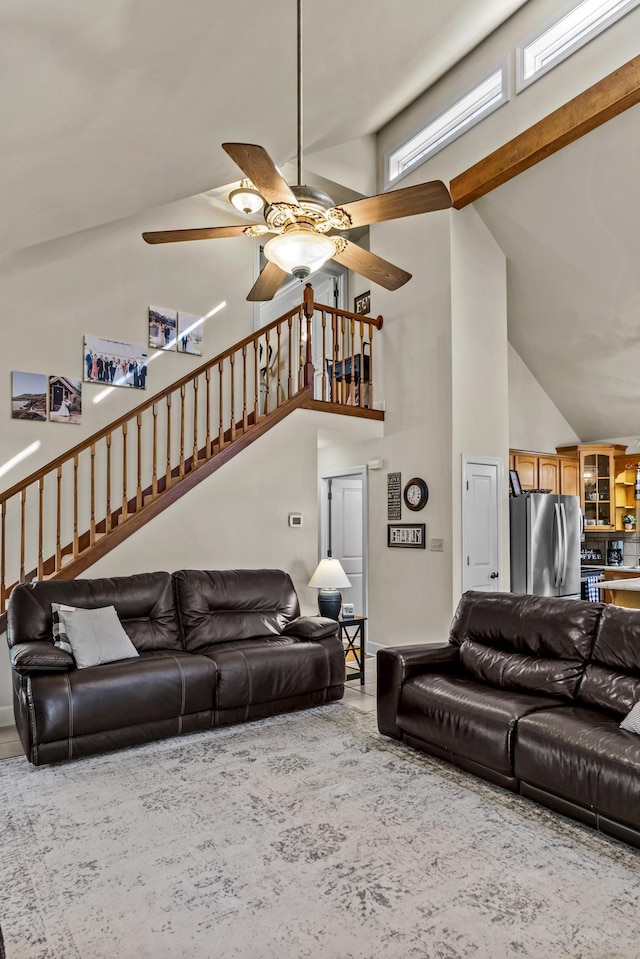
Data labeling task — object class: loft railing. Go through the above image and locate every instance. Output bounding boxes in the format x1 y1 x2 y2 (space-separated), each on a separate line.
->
0 284 383 616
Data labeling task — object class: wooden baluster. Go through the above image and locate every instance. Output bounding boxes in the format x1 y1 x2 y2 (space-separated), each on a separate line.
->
287 315 293 399
165 396 172 491
192 377 199 469
73 454 79 555
121 423 128 522
254 340 260 422
90 444 96 545
205 369 212 458
242 346 248 432
179 384 186 478
20 490 26 583
321 310 327 401
229 354 236 440
348 317 356 405
136 413 143 509
276 325 282 407
264 330 271 415
38 478 44 578
359 319 365 407
331 311 338 404
56 466 62 568
152 406 158 496
218 360 225 450
0 501 5 612
106 434 112 531
303 283 314 387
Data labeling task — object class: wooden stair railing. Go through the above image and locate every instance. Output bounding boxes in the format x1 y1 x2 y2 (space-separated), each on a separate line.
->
0 284 384 623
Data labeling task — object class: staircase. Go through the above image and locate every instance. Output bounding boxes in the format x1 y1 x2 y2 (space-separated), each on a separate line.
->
0 284 383 628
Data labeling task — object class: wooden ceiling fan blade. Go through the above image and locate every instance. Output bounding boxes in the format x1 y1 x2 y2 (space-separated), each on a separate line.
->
332 240 411 291
333 181 452 229
142 225 249 244
223 143 298 206
246 261 288 302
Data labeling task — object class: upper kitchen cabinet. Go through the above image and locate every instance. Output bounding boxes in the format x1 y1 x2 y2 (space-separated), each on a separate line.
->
513 453 539 490
510 450 579 495
557 444 627 531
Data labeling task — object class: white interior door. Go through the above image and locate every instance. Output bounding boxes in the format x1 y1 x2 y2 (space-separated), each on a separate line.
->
320 468 367 617
462 455 503 592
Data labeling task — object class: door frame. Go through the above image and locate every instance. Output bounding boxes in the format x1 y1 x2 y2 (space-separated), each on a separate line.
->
461 454 504 593
253 245 347 330
318 465 368 618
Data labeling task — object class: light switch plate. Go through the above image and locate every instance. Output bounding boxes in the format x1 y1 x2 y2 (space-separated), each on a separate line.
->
430 538 443 551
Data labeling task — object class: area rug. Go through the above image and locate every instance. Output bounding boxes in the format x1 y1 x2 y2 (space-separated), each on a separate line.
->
1 705 639 959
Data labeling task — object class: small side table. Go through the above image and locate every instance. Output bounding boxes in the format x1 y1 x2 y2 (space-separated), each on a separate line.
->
338 616 367 685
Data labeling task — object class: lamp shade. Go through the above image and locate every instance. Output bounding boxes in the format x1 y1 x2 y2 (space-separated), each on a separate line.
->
308 558 351 589
264 228 335 280
229 179 264 215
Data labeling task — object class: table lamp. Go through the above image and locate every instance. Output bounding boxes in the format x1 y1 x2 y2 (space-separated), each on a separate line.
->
308 558 351 620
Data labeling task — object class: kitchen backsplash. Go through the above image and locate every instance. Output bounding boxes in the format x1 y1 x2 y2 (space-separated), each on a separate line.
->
583 532 640 566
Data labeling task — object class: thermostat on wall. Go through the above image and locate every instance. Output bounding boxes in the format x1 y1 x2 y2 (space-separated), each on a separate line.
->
288 513 303 528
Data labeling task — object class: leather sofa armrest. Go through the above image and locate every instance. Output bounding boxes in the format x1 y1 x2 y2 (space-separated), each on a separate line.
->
11 642 75 675
282 616 339 641
377 643 459 740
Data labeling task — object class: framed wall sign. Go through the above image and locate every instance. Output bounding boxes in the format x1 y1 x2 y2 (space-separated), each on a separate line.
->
388 523 426 548
387 471 401 520
354 291 371 315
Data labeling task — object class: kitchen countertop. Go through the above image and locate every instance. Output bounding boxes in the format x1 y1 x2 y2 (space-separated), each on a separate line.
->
596 577 640 591
582 565 640 572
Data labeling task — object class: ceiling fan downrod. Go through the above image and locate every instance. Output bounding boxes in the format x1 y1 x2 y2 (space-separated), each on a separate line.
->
297 0 302 188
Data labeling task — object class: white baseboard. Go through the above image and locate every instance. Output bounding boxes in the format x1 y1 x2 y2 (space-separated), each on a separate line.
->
0 705 14 728
367 641 387 657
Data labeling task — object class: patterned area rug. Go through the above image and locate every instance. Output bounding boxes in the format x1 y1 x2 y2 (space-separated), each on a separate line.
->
1 704 639 959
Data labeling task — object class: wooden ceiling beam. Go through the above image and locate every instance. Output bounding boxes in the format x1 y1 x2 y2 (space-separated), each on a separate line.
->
450 55 640 209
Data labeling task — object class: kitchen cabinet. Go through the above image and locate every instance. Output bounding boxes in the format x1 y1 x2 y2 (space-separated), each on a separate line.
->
513 453 538 490
557 444 627 531
509 450 579 496
601 568 640 604
538 457 559 494
559 459 579 496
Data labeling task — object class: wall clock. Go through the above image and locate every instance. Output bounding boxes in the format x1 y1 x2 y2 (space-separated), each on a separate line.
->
404 477 429 511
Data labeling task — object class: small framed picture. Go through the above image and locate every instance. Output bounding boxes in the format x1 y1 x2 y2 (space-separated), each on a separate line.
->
354 291 371 316
509 469 522 496
387 523 426 549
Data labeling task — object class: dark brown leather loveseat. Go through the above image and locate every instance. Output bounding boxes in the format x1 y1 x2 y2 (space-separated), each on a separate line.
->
378 590 640 848
7 568 344 765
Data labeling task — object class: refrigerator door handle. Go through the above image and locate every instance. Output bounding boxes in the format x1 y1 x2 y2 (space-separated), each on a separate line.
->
560 503 569 586
553 503 561 587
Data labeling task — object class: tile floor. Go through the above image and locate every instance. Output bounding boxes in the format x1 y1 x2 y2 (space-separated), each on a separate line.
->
0 657 378 762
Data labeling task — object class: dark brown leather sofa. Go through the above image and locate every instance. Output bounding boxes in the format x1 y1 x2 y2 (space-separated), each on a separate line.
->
378 590 640 848
7 568 344 765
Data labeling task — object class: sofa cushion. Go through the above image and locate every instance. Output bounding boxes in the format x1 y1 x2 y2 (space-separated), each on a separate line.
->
57 605 139 669
515 706 640 831
450 591 600 700
27 650 217 744
621 702 640 735
577 604 640 716
199 636 343 710
7 572 182 653
396 674 566 777
174 569 300 651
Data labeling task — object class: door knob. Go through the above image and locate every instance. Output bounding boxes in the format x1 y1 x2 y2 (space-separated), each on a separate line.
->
490 571 499 579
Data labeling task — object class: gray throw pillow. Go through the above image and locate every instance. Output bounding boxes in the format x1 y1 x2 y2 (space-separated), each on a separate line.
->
51 602 76 655
57 605 140 669
620 701 640 735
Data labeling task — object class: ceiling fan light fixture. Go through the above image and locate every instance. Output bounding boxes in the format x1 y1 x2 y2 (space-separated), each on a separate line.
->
229 179 265 215
264 227 335 280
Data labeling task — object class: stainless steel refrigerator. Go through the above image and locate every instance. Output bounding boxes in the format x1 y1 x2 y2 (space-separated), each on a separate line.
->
510 493 581 598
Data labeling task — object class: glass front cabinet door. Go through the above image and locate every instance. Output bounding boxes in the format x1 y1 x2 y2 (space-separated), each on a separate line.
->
581 450 614 529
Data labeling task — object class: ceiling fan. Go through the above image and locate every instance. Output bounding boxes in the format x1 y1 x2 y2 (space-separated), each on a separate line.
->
142 2 452 302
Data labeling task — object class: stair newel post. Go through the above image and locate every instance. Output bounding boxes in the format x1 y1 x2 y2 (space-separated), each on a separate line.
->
205 369 212 459
348 316 356 405
38 477 44 578
253 340 260 423
331 311 338 406
152 406 158 496
179 384 186 479
1 501 5 612
287 315 293 399
19 490 26 584
303 282 314 389
242 346 249 433
106 433 113 530
56 465 62 569
165 397 172 491
121 423 128 523
136 413 143 509
90 444 96 546
229 354 236 441
73 453 79 555
276 324 282 408
192 377 199 470
218 360 225 451
321 310 327 402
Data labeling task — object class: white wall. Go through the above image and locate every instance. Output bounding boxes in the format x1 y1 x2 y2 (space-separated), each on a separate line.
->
508 345 581 451
450 206 509 598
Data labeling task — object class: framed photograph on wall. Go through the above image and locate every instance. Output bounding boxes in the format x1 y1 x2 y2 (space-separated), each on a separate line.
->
387 523 426 548
84 335 148 389
149 306 177 351
11 371 47 422
177 312 203 355
49 376 82 424
509 469 522 496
